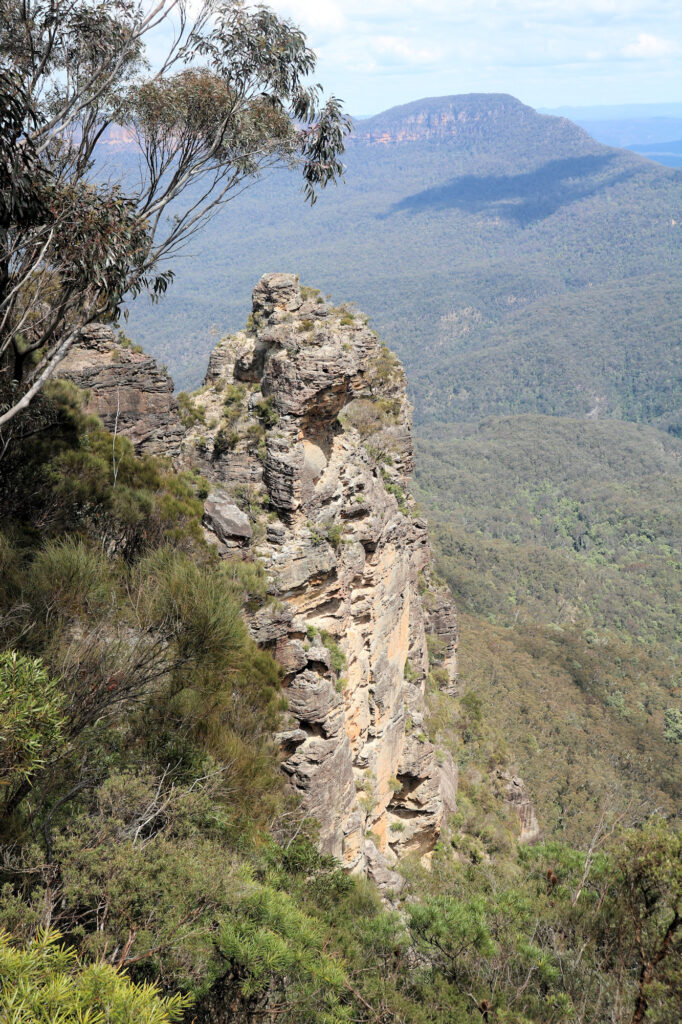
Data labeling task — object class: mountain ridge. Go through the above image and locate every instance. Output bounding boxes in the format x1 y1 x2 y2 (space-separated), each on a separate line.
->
349 93 600 152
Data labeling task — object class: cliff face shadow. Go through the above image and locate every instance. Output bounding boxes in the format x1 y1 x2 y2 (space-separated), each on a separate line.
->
381 154 637 226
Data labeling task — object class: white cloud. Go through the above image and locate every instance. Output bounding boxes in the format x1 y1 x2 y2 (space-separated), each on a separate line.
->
374 36 443 67
274 0 346 33
622 33 678 58
249 2 682 108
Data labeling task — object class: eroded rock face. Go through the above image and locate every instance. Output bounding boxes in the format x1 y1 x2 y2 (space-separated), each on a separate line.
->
57 324 184 459
203 492 253 553
183 274 459 870
491 768 541 845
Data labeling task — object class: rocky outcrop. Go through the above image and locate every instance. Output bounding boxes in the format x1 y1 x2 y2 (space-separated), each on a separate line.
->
181 274 459 871
203 492 253 552
58 276 460 878
57 324 184 459
422 584 459 695
491 768 541 845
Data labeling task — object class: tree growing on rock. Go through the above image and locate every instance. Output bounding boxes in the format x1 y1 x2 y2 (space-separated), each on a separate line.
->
0 0 350 435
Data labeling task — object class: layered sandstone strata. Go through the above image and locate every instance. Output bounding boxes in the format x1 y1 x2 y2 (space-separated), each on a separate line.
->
57 323 184 458
57 277 460 884
182 274 459 879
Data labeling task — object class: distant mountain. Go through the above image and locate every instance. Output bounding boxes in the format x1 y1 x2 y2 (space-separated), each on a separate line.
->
576 119 682 149
117 93 682 431
541 103 682 120
350 93 596 157
537 104 682 151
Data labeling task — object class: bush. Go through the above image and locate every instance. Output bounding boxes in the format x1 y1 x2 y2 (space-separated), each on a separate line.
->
137 549 248 670
29 539 112 621
0 384 204 556
213 426 238 456
0 928 191 1023
326 522 344 550
319 630 347 675
0 652 65 794
177 391 205 428
254 397 279 428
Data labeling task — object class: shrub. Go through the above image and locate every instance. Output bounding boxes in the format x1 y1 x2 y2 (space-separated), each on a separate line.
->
213 427 238 456
0 928 192 1023
254 397 279 428
404 659 418 683
326 522 344 550
0 384 204 556
426 633 446 666
222 383 246 428
340 398 393 440
137 549 248 671
663 708 682 744
307 523 325 546
177 391 205 428
116 331 144 354
29 538 112 621
0 652 65 794
319 630 347 675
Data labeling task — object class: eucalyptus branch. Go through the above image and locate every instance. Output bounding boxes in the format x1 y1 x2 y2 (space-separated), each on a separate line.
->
0 0 349 432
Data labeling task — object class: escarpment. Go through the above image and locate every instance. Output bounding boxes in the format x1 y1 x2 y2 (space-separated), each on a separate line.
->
59 274 460 883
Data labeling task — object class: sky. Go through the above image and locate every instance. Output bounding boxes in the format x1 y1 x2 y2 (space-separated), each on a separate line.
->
266 1 682 115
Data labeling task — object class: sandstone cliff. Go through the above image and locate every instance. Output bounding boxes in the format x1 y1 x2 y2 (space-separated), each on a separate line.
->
179 274 459 881
57 323 184 459
57 275 461 884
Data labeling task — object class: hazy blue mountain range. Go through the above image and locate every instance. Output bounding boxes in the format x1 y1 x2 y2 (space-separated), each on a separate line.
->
586 121 682 149
628 140 682 169
540 102 682 150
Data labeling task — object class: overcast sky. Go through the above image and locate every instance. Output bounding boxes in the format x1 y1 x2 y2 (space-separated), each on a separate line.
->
267 1 682 115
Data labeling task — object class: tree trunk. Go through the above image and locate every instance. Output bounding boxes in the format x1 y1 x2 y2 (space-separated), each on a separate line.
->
631 962 653 1024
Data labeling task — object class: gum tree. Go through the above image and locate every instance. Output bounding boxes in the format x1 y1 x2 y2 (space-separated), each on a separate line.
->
0 0 350 433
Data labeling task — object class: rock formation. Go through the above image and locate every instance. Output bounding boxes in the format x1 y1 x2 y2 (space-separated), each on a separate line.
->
58 275 461 884
179 274 459 880
490 768 541 845
57 323 184 459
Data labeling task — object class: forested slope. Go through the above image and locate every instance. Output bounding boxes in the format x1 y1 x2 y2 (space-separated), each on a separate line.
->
1 374 680 1024
414 416 681 840
121 94 682 432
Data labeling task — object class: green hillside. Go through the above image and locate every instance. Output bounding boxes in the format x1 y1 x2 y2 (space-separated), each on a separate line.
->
414 416 681 840
121 94 682 432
